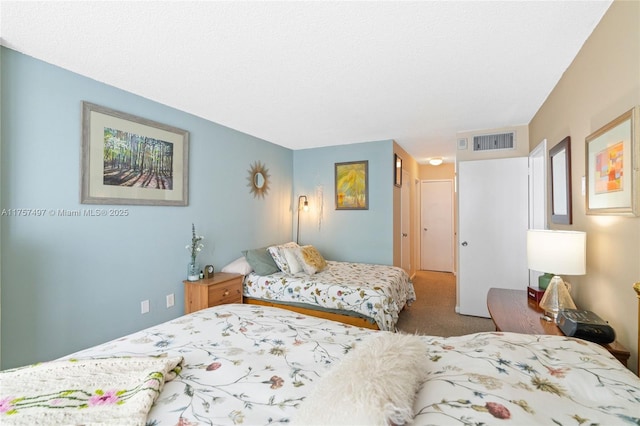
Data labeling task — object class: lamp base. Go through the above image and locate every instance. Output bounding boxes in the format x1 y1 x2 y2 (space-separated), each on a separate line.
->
538 275 576 324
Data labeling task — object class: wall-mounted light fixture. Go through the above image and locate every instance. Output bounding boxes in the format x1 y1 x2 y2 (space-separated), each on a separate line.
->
428 157 443 166
296 195 309 244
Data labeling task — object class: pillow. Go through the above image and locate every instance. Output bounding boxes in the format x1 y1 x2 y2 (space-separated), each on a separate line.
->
295 245 327 275
241 247 279 276
221 256 253 275
267 242 299 274
282 247 303 274
294 333 428 425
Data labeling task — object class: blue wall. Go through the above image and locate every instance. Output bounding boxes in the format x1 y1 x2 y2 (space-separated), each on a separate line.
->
0 48 397 369
0 47 294 369
293 141 394 265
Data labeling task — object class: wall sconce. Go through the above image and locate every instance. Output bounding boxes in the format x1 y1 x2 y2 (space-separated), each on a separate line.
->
296 195 309 244
428 157 443 166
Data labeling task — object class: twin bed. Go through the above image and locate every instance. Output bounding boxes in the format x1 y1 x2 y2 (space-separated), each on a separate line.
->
225 242 416 331
2 302 639 425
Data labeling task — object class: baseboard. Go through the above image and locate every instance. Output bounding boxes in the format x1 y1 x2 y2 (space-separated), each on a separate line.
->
455 305 460 313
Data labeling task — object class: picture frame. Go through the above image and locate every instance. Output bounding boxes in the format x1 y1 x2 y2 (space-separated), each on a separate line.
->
549 136 572 224
394 153 403 187
81 102 189 206
585 106 639 216
335 160 368 210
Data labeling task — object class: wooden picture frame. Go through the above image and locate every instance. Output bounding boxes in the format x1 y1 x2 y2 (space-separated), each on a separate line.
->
335 160 368 210
81 102 189 206
586 106 639 216
550 136 572 224
394 154 403 187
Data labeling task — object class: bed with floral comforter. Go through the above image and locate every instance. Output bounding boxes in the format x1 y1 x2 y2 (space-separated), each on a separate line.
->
2 304 639 425
243 260 416 331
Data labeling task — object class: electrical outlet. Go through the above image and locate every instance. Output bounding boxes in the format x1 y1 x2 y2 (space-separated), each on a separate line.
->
141 300 150 314
166 293 175 308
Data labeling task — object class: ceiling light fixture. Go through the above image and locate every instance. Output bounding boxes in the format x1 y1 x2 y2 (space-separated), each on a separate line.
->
429 158 443 166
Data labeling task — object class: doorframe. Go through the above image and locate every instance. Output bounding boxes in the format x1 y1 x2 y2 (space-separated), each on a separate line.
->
400 169 411 273
528 139 548 287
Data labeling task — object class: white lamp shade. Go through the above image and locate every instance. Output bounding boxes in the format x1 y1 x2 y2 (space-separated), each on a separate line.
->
527 230 586 275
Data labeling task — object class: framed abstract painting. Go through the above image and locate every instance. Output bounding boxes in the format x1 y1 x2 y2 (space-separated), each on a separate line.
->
585 106 639 216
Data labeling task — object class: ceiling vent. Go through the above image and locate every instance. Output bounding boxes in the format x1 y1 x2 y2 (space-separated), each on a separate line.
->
473 132 515 151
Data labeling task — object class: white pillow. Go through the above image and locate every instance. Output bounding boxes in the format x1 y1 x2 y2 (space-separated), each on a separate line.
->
267 242 299 274
294 333 428 425
283 247 304 274
220 256 253 275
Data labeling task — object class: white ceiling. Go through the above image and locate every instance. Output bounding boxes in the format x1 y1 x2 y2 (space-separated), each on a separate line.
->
0 1 612 164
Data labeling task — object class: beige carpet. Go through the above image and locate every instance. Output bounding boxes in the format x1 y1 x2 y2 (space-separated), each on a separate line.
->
396 270 495 336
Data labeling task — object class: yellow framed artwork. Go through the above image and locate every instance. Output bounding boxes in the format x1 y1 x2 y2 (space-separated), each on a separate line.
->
335 160 368 210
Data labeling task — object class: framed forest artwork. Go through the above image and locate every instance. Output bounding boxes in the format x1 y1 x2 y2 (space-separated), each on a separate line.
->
335 160 368 210
81 102 189 206
585 106 639 216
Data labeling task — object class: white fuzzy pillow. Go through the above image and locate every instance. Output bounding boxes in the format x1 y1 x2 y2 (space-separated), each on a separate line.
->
294 333 428 425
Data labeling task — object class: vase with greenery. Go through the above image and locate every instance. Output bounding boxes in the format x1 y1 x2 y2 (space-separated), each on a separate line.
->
186 223 204 281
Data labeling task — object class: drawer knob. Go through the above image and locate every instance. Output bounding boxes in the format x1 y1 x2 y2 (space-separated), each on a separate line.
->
223 290 230 297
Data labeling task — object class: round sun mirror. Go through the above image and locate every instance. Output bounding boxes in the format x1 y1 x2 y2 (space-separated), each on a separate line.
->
247 161 270 198
254 172 265 189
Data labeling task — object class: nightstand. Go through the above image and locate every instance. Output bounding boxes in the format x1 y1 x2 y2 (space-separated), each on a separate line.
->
487 288 630 367
183 272 243 314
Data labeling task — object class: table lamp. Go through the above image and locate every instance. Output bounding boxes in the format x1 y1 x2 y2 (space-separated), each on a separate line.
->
526 230 586 322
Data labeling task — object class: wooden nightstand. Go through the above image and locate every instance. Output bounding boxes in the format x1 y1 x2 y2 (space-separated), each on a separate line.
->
487 288 630 367
183 272 243 314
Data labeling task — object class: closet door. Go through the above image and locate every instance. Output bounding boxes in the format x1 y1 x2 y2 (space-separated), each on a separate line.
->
420 180 453 272
458 157 528 317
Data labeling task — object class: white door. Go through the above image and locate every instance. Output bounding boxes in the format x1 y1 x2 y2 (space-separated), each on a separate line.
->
420 180 453 272
528 140 547 287
458 158 529 317
400 170 411 273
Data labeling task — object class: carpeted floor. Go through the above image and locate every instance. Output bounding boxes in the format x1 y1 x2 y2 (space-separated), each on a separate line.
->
396 270 495 336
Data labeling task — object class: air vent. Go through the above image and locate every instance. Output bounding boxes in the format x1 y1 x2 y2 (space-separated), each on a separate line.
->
473 132 515 151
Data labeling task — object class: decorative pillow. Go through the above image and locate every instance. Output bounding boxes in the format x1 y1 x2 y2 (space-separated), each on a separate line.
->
294 333 428 425
267 242 299 274
241 247 279 276
295 245 327 275
220 256 253 275
282 247 303 274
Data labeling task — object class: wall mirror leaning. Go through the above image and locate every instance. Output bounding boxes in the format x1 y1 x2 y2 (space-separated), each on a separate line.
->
247 161 270 199
550 136 572 224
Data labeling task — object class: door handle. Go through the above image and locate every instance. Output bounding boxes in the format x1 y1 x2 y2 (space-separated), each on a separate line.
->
423 228 428 231
461 241 468 246
402 233 408 237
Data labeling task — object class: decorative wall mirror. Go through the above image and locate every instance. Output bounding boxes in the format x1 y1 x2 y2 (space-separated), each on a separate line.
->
247 161 270 198
550 136 572 224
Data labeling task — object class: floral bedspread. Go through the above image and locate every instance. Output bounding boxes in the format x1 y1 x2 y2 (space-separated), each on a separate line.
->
243 260 416 331
3 304 638 425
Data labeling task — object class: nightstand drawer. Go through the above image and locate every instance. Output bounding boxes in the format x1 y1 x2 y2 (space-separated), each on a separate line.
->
183 272 244 314
208 279 243 305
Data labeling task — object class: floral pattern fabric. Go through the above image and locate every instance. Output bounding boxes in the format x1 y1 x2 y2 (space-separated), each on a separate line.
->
0 356 183 425
6 304 638 425
243 260 416 330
